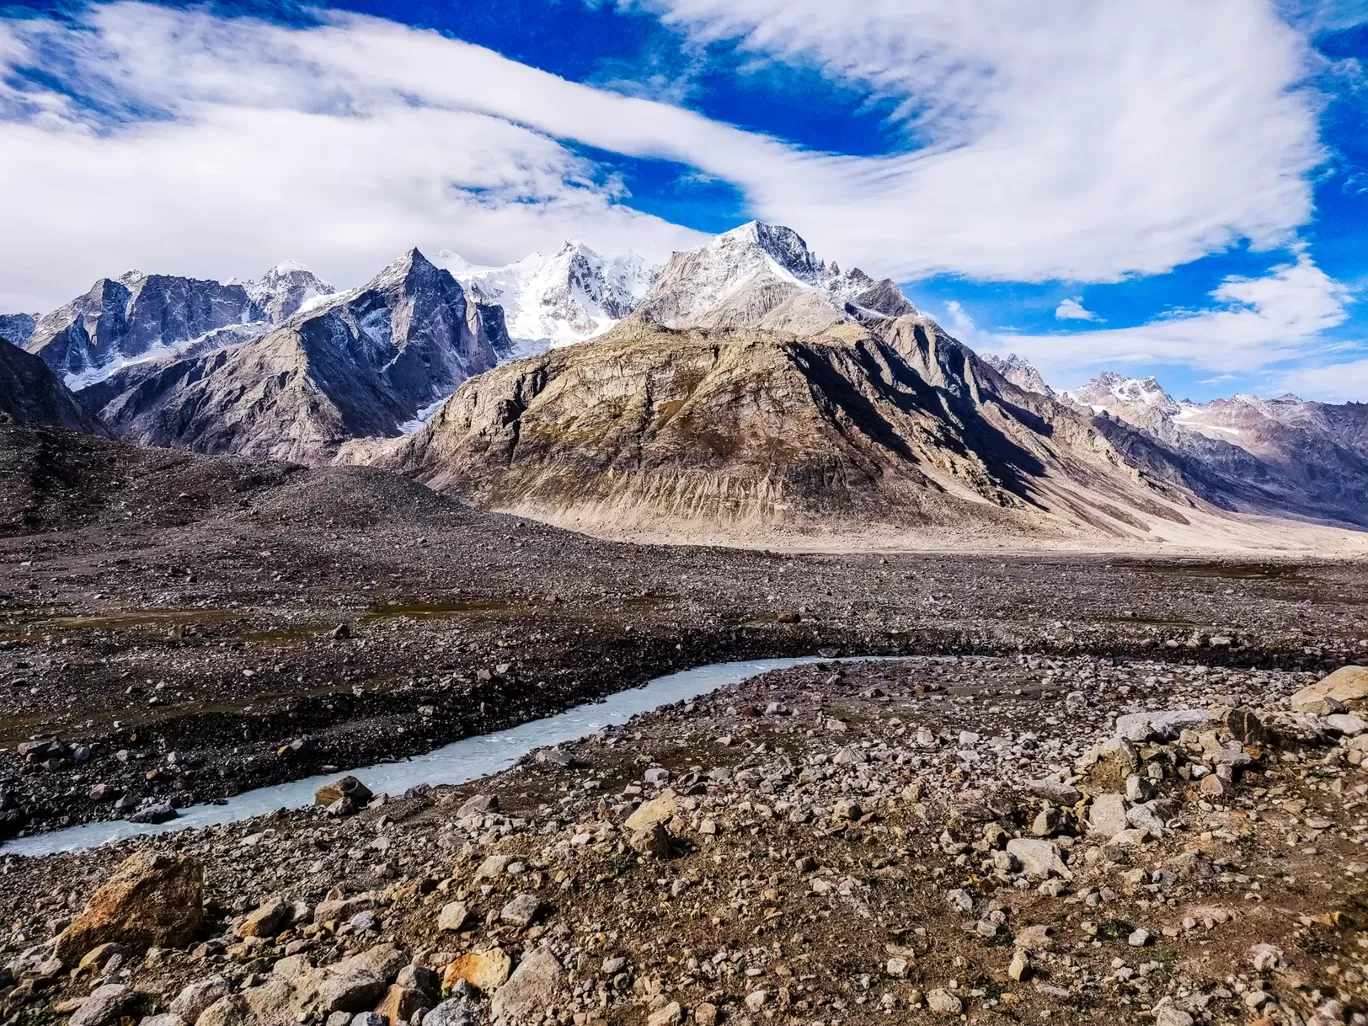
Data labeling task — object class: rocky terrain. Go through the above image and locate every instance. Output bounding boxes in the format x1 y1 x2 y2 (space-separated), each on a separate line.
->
5 656 1368 1026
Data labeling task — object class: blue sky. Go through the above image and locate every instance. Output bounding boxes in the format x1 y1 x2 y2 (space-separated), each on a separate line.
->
0 0 1366 400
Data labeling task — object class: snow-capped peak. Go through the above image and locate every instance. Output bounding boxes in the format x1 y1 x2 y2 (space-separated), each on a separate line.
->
244 260 336 322
983 353 1054 397
1066 372 1179 417
436 241 660 352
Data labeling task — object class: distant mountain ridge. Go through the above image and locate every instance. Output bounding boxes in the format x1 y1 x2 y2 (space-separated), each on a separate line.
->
992 357 1368 529
6 225 1368 549
76 249 507 462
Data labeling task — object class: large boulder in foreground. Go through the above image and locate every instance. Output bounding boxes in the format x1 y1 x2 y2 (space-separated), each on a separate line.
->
54 851 203 964
1291 666 1368 713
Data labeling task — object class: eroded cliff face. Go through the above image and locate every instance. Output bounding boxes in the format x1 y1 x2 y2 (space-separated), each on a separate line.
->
346 316 1221 546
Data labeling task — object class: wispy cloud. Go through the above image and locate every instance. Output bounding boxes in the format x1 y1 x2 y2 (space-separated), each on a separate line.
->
1055 298 1101 322
0 0 1339 311
964 250 1359 393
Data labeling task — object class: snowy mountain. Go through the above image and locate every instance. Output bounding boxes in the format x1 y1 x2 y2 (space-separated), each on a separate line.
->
982 353 1054 397
82 249 503 462
24 264 337 389
0 313 37 346
239 261 336 322
633 221 918 333
1065 372 1181 420
436 242 658 354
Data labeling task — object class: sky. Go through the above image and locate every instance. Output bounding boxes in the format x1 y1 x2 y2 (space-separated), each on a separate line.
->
0 1 1365 401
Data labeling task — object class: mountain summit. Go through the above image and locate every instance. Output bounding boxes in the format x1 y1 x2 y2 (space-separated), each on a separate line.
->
633 221 918 333
438 242 658 353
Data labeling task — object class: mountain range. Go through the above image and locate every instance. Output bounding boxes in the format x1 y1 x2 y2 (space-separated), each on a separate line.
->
3 221 1366 550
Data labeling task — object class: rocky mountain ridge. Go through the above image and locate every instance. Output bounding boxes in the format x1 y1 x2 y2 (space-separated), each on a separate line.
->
77 249 507 463
995 358 1368 530
0 342 107 436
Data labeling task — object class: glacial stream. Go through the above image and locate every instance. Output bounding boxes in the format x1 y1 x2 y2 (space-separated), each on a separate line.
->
7 654 922 857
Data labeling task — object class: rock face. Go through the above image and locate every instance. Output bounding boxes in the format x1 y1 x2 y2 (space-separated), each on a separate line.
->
0 341 107 435
0 312 37 346
983 353 1054 397
241 261 336 322
54 851 204 963
443 242 659 353
352 311 1257 547
82 250 504 463
1291 666 1368 712
25 271 265 385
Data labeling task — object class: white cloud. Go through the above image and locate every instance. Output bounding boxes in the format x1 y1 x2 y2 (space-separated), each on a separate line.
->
0 0 1336 311
1055 298 1101 322
1271 358 1368 402
0 6 717 310
972 250 1356 383
627 0 1327 282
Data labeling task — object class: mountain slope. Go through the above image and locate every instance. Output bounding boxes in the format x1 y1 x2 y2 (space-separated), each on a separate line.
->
0 340 107 436
23 264 338 390
347 314 1252 547
0 314 36 346
83 250 503 462
1061 371 1368 529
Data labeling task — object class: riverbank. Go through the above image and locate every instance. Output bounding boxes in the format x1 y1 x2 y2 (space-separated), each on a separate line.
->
4 656 1366 1025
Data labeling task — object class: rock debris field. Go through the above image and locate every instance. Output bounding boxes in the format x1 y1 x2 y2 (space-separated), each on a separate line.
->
5 657 1368 1026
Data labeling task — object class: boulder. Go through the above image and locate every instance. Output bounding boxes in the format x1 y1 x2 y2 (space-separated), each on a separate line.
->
442 949 511 994
628 823 672 859
437 902 469 932
374 984 430 1026
1114 710 1210 742
1291 666 1368 712
171 975 233 1024
1005 839 1071 881
490 949 563 1024
1087 794 1129 838
314 776 373 808
55 852 204 964
236 897 291 938
423 997 480 1026
69 984 137 1026
624 791 678 833
1077 738 1140 792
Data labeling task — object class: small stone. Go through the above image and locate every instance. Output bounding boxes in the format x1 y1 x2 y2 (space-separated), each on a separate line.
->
1128 927 1151 947
499 893 543 928
1088 793 1129 838
1008 950 1029 982
437 902 469 932
745 990 769 1011
1154 1007 1194 1026
926 988 963 1015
